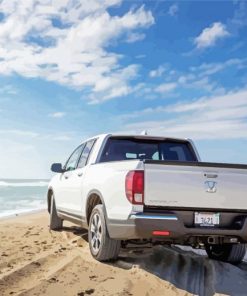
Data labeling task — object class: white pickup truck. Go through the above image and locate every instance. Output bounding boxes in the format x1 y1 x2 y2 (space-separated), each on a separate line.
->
48 134 247 263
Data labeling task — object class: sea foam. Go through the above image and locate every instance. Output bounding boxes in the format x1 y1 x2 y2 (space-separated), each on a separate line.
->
0 181 49 187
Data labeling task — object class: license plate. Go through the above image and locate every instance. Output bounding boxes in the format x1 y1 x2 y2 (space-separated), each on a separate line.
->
194 212 220 227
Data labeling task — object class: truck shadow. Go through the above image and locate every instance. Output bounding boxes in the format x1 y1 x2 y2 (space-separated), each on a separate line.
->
61 226 247 296
115 246 247 296
62 226 88 240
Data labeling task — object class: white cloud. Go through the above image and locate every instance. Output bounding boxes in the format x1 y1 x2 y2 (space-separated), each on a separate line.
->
0 1 154 103
126 32 145 43
123 89 247 140
120 56 247 119
168 4 178 17
155 82 177 93
0 85 17 95
230 1 247 30
190 58 246 77
0 129 39 137
184 77 217 92
88 64 139 103
166 89 247 113
119 56 246 104
49 112 66 118
194 22 230 49
149 65 166 78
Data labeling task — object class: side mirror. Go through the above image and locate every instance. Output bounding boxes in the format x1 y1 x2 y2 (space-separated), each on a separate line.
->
51 163 64 173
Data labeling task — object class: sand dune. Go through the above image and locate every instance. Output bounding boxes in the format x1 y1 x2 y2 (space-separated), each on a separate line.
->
0 211 246 296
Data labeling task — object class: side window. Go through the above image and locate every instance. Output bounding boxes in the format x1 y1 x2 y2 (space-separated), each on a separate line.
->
77 140 96 168
169 146 186 161
64 145 84 171
152 151 160 160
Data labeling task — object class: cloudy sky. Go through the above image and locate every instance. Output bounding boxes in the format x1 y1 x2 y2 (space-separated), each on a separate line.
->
0 0 247 178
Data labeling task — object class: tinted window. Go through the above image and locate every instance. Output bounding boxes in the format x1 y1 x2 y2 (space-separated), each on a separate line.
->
100 138 197 162
65 145 84 171
77 140 96 168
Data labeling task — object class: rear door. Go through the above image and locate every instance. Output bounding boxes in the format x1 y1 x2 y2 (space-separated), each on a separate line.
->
144 161 247 210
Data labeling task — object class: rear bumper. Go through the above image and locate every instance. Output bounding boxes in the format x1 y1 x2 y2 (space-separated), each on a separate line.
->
107 210 247 243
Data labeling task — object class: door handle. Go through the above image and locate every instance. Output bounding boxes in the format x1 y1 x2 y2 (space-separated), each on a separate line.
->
77 172 83 177
64 175 69 179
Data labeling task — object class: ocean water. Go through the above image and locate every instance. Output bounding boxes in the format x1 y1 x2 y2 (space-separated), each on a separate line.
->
0 179 49 218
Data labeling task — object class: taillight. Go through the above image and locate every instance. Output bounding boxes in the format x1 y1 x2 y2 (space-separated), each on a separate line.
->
153 231 170 236
125 170 144 205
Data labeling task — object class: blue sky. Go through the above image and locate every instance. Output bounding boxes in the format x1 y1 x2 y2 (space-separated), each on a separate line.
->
0 0 247 178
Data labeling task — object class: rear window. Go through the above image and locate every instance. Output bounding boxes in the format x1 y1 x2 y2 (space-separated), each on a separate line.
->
100 138 197 162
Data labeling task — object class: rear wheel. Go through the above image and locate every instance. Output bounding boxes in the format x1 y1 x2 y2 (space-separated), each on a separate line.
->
49 195 63 231
205 243 246 264
88 204 120 261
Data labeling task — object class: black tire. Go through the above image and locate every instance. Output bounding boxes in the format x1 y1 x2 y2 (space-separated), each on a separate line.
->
205 243 246 264
88 204 120 261
50 195 63 231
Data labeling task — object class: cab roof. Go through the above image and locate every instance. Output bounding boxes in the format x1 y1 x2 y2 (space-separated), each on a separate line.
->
91 133 189 142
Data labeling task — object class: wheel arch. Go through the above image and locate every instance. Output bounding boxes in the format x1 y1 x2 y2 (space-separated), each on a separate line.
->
85 190 108 226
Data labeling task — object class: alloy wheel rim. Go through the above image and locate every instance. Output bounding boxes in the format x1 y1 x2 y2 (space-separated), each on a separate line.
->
90 213 102 254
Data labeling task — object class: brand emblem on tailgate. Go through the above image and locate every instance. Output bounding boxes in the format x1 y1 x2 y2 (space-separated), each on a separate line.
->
205 181 217 193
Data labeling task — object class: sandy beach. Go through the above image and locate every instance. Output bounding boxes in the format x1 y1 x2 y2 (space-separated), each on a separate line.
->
0 211 247 296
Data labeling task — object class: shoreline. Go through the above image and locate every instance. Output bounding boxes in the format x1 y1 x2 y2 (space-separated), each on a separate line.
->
0 207 46 221
0 178 48 221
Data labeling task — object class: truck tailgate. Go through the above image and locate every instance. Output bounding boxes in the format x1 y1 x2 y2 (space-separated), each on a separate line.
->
144 160 247 210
